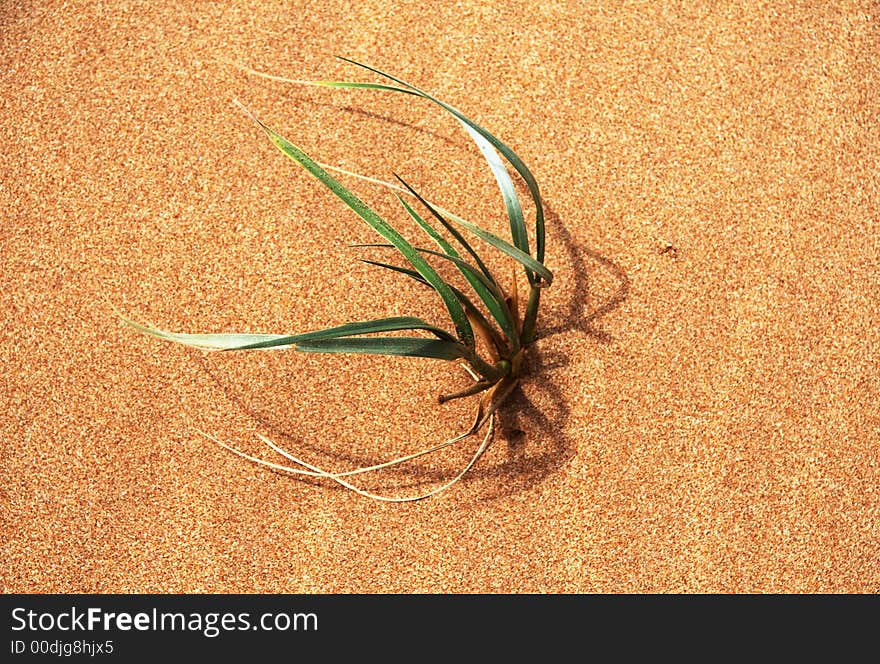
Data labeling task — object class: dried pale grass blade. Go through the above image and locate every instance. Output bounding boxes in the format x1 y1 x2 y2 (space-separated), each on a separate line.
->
317 162 411 195
201 426 481 482
236 63 414 95
255 424 466 479
461 363 482 382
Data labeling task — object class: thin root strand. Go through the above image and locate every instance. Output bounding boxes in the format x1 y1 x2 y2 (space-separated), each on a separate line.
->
198 376 518 501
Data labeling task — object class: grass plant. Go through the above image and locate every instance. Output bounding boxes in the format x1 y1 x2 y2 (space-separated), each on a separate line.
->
116 58 553 500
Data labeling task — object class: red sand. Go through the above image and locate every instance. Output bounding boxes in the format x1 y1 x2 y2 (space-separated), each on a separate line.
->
2 1 878 592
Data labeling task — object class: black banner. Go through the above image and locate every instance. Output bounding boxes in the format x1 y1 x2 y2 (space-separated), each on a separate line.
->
0 594 874 660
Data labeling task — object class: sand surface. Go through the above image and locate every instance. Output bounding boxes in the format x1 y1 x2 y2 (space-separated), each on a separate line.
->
2 1 878 592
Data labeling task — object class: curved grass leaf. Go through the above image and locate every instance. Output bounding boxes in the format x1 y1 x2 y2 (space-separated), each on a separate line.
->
114 307 294 350
355 243 502 297
442 212 553 286
114 304 457 351
334 57 547 274
235 102 475 349
234 316 458 349
393 176 495 282
235 63 413 96
458 121 530 277
360 258 506 354
266 59 547 277
294 336 468 360
360 258 429 286
395 192 519 346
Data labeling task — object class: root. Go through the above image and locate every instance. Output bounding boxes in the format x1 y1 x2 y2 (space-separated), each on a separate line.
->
198 376 518 501
438 380 492 404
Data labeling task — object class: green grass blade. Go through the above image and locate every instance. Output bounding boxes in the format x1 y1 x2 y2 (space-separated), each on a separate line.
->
294 336 469 360
395 193 519 346
355 243 502 297
236 102 474 348
355 209 553 289
335 56 547 271
397 192 453 255
114 305 458 350
234 316 458 349
443 216 553 285
360 259 429 286
458 121 529 268
321 163 498 284
393 176 495 282
360 259 510 354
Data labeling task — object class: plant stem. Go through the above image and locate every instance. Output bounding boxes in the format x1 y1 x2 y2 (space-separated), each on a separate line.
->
438 380 493 404
520 285 542 346
467 354 508 383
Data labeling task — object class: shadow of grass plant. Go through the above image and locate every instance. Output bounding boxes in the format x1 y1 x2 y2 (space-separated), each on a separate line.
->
116 58 553 501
